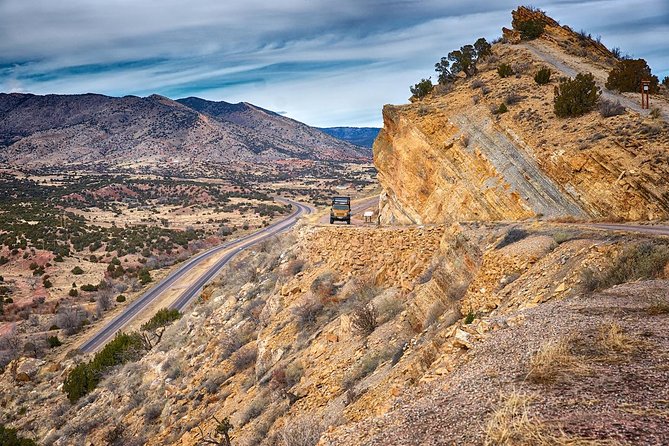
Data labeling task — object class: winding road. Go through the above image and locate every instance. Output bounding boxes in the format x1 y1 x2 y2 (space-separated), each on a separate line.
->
79 199 313 353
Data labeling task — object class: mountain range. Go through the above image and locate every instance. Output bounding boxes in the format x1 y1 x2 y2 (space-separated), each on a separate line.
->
0 93 371 169
318 127 380 148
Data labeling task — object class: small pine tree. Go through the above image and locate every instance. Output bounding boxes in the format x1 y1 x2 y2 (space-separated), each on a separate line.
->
554 73 601 117
662 76 669 88
138 269 152 285
606 59 659 93
0 424 38 446
534 67 552 84
474 37 492 61
497 63 514 78
410 78 434 99
69 288 78 297
47 336 62 348
71 266 84 275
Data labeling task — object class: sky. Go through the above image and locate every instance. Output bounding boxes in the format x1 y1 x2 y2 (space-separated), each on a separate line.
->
0 1 667 127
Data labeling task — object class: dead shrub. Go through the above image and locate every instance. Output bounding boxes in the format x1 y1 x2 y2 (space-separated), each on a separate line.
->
238 392 269 426
351 303 378 337
582 242 669 292
281 258 305 277
376 295 404 323
143 402 164 423
505 92 522 105
598 99 625 117
56 305 86 335
277 415 324 446
291 295 324 326
526 338 589 384
471 79 486 89
310 272 337 299
231 343 258 372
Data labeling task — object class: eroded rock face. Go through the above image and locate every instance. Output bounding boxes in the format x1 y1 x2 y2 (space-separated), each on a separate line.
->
374 31 669 224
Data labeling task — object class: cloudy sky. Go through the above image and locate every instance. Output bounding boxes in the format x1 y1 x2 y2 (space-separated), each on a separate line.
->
1 0 667 127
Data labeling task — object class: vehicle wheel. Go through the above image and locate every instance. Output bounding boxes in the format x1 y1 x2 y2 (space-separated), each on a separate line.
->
330 218 334 224
347 219 351 225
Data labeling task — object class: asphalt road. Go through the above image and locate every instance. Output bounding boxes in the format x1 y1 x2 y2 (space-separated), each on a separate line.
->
79 199 313 353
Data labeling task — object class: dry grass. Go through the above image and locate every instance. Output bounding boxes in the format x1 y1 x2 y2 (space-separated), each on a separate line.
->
277 415 324 446
526 338 589 384
647 298 669 315
485 392 619 445
596 322 644 354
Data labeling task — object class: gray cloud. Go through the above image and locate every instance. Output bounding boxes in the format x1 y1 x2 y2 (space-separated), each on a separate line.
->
0 0 667 126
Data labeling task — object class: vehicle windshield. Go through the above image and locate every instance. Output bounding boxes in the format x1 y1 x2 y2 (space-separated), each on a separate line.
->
333 204 349 210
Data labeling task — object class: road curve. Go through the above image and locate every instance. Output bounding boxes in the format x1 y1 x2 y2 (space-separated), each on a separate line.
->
79 199 313 353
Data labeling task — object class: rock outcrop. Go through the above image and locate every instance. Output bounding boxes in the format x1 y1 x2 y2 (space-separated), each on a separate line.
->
375 7 669 224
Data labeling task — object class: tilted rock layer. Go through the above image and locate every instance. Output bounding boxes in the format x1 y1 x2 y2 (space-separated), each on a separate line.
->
375 8 669 224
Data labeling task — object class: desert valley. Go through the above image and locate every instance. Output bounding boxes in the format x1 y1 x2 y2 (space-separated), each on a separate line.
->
1 5 669 446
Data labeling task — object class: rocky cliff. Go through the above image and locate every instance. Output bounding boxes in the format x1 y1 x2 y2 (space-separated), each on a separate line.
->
376 7 669 224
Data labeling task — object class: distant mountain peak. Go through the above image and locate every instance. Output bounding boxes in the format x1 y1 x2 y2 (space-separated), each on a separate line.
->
0 93 371 169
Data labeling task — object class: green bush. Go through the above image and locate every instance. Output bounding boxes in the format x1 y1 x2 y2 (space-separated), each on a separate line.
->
68 288 78 297
410 78 434 100
71 266 84 275
42 279 53 289
47 336 62 348
80 284 98 292
138 269 152 285
582 242 669 292
0 424 37 446
116 294 126 303
494 103 508 114
63 332 145 402
513 19 545 40
534 67 552 84
663 76 669 87
497 63 514 78
553 73 600 117
141 308 181 332
605 59 659 93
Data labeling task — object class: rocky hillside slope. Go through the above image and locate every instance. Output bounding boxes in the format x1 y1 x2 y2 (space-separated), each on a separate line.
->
376 7 669 224
3 219 669 445
0 93 368 169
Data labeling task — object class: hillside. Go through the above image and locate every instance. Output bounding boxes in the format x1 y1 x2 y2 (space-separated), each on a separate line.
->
318 127 381 148
375 7 669 224
3 7 669 446
0 93 369 170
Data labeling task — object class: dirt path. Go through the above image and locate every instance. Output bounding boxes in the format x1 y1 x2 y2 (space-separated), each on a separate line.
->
521 41 669 121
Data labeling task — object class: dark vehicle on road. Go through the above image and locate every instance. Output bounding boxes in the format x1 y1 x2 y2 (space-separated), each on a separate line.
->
330 196 351 224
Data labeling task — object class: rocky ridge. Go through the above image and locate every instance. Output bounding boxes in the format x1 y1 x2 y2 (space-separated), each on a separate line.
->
375 7 669 224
